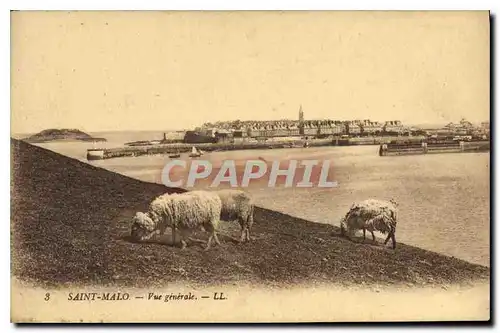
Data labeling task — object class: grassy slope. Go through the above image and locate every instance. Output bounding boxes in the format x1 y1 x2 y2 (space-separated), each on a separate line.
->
10 139 489 289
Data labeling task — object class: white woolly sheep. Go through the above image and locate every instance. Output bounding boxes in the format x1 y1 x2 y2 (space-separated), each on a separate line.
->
214 189 255 242
340 198 399 249
130 190 223 251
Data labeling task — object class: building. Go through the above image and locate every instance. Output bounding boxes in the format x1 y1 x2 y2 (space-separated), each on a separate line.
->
459 118 474 130
360 120 384 135
345 121 362 135
383 120 404 134
160 131 185 144
184 131 217 144
233 128 249 138
201 128 217 137
313 120 343 136
214 129 233 143
195 107 426 139
442 118 475 136
302 120 319 136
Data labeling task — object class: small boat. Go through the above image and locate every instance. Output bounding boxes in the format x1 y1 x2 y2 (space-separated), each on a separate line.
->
169 153 181 158
189 146 202 158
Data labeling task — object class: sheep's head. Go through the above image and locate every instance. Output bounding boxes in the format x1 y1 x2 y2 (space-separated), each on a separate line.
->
389 198 399 207
130 212 157 242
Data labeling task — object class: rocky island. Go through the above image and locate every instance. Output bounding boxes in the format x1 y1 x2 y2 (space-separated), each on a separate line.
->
23 128 107 143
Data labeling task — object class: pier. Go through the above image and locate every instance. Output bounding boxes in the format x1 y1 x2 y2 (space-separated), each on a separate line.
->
86 137 489 161
86 140 327 161
379 140 490 156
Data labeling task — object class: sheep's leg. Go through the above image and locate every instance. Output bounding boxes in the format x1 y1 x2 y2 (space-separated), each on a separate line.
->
171 225 177 247
204 234 214 251
159 222 166 236
391 231 397 249
210 220 222 246
214 233 221 246
179 229 190 250
371 230 376 242
363 228 366 241
204 223 220 251
247 212 254 241
239 226 246 243
383 232 391 245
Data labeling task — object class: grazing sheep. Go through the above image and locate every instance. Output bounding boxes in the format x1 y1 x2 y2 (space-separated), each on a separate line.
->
215 189 255 242
340 199 398 249
130 190 223 251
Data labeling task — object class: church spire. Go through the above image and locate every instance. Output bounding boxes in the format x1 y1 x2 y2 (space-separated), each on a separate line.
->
298 105 304 135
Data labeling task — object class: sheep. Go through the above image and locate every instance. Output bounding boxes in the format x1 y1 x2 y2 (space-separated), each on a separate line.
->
214 189 255 242
340 198 398 249
130 190 223 251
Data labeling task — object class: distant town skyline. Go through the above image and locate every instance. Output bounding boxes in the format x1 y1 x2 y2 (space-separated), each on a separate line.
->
11 11 489 134
11 112 489 135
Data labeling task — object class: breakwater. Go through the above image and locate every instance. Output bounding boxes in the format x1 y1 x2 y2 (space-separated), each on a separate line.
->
339 136 425 146
379 140 490 156
85 135 445 161
86 139 334 160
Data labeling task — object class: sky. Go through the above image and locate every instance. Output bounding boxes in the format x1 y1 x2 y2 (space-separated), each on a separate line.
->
11 11 490 134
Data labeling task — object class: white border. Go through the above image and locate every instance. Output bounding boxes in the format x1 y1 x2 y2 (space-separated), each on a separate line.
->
3 1 497 332
3 0 497 10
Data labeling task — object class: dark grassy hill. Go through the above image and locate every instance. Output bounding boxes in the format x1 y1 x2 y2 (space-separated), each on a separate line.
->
10 138 489 288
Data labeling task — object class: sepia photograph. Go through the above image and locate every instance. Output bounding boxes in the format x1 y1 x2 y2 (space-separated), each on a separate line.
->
9 10 491 323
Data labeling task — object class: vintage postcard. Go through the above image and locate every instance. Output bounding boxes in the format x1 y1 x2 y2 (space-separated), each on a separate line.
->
10 10 490 323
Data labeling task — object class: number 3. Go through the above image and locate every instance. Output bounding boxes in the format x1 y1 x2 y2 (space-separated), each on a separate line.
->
44 293 50 301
